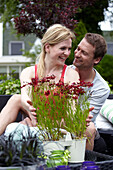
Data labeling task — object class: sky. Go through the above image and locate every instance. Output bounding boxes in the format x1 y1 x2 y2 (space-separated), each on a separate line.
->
99 3 113 31
99 20 113 31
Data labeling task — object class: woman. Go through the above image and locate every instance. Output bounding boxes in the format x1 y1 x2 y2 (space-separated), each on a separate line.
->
20 24 79 126
0 24 80 135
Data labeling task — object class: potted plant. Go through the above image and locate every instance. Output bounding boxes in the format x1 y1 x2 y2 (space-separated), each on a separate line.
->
24 75 93 163
0 126 45 170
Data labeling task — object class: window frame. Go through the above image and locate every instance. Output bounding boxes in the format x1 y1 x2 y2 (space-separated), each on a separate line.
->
9 41 25 55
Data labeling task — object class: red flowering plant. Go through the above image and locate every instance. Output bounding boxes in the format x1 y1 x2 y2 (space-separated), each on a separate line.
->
26 75 93 141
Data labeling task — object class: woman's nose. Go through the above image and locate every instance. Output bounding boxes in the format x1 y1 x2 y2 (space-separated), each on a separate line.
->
64 49 70 56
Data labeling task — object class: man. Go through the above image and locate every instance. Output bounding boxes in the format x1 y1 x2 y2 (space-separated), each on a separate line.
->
70 33 110 150
0 33 110 151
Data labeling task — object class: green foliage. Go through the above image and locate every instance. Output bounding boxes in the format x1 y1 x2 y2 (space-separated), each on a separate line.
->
75 0 109 34
66 21 87 65
0 127 44 167
0 0 21 29
47 150 70 167
0 78 21 95
95 54 113 90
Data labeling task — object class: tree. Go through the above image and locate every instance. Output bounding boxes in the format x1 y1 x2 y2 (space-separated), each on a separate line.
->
66 20 87 65
0 0 21 28
75 0 109 34
0 0 96 39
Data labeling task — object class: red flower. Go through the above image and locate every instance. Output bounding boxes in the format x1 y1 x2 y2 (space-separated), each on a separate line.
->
44 90 50 96
72 96 78 100
32 78 38 86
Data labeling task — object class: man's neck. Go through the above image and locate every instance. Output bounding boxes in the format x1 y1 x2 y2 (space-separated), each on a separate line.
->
76 67 95 83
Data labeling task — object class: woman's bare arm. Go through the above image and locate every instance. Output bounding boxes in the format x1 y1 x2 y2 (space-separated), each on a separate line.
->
20 66 37 125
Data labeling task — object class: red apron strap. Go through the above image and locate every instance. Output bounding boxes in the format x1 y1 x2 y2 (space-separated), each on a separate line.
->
35 64 67 83
60 64 67 83
35 64 38 80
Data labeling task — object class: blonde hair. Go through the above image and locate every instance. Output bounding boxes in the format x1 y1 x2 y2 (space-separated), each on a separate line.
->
37 24 75 79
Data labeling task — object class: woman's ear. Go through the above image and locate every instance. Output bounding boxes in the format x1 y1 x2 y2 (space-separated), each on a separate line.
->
45 43 50 53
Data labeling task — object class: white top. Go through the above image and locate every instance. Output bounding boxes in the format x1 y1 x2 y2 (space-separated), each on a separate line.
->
69 65 110 127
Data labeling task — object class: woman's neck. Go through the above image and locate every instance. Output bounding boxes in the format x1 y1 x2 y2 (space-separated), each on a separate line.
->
45 64 63 76
44 63 64 83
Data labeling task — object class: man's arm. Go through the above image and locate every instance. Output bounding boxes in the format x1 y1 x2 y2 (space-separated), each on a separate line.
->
88 86 110 124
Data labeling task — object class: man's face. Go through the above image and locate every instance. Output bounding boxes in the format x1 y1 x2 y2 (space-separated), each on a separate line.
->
73 38 96 70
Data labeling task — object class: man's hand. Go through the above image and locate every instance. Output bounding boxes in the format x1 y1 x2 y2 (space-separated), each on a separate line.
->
86 107 94 127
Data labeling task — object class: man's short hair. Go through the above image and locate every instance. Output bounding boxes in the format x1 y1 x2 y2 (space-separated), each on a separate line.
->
85 33 107 61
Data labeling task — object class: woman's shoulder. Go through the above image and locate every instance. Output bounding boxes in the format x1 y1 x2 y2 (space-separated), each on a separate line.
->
65 65 79 84
21 66 35 74
67 65 79 76
20 65 35 81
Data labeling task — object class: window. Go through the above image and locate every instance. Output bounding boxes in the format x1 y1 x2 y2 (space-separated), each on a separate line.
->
0 65 25 80
0 66 7 80
9 66 19 79
9 41 25 55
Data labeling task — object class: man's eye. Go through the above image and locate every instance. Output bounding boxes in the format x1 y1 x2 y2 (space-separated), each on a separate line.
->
60 47 66 50
77 47 80 51
82 51 87 55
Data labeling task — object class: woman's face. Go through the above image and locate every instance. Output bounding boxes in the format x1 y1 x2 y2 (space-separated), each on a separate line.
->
45 38 72 65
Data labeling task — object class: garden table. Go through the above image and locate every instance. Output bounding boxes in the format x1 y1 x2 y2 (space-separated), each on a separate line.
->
69 150 113 170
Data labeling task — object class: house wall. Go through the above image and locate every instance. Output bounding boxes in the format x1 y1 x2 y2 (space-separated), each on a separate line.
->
0 23 3 56
103 31 113 56
0 26 37 79
3 27 36 56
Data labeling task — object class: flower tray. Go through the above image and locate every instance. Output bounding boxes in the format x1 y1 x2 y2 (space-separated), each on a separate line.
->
69 150 113 170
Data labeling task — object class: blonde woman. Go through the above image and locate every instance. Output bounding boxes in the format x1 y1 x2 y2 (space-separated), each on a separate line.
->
20 24 79 125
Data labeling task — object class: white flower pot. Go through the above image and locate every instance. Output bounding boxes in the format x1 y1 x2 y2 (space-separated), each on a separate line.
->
43 138 86 163
67 138 86 163
43 141 65 156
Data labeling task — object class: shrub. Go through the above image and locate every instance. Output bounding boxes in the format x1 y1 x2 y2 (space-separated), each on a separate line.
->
66 20 87 65
0 78 21 95
95 54 113 90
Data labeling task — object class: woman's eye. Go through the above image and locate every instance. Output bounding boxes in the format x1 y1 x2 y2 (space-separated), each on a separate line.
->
60 47 71 51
